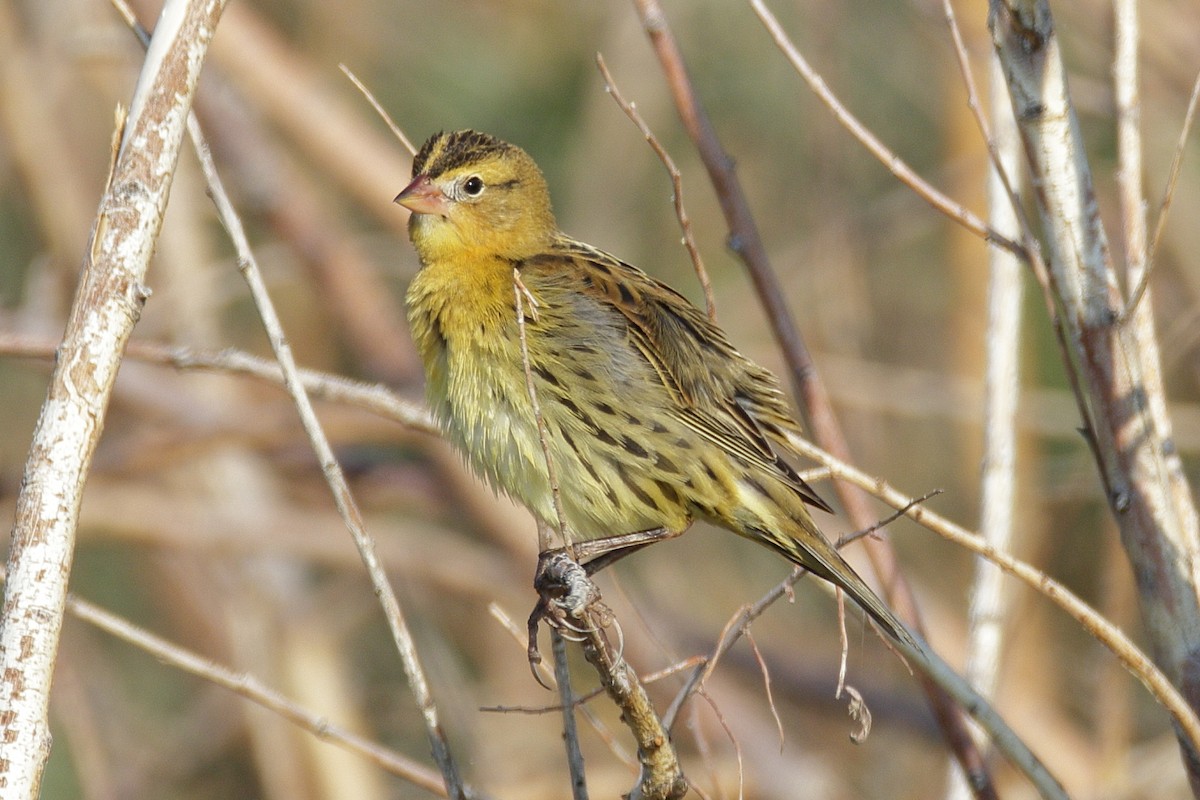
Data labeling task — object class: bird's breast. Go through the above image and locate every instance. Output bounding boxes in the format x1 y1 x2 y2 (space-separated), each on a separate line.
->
405 259 707 540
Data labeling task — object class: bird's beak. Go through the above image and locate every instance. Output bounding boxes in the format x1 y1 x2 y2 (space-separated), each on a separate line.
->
394 175 450 217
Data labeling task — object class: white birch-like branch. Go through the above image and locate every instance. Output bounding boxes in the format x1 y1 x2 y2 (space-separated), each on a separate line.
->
990 5 1200 783
0 1 227 796
971 46 1025 747
949 52 1027 800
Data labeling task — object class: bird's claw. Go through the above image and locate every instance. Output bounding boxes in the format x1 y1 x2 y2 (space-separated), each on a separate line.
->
527 548 604 688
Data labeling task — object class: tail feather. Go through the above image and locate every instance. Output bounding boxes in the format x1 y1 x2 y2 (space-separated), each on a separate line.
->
734 481 918 651
768 521 918 652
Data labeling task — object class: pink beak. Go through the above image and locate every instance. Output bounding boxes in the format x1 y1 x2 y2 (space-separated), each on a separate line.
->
394 174 450 217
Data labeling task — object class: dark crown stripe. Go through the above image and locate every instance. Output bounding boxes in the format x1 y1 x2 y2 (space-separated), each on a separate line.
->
412 130 517 179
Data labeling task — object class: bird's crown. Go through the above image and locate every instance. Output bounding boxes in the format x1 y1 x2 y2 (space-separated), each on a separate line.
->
412 130 519 180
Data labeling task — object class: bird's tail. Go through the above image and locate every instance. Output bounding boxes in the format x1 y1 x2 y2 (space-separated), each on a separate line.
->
735 480 919 652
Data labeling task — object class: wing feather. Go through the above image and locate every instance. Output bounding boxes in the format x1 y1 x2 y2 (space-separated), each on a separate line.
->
550 236 833 514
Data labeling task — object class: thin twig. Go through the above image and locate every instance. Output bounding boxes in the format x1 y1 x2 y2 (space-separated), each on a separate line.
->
513 271 568 551
940 0 1050 291
211 147 467 796
748 0 1025 260
662 493 937 737
339 63 417 156
512 276 598 796
785 429 1200 759
662 571 801 731
65 592 465 797
834 490 943 549
1123 66 1200 321
552 630 590 800
486 604 634 765
662 533 1066 799
744 632 784 749
595 52 716 321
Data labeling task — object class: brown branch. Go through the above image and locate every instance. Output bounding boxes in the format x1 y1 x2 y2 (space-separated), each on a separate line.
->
577 613 687 800
630 1 996 793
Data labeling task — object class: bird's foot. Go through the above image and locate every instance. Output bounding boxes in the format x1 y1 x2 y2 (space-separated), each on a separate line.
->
527 548 607 688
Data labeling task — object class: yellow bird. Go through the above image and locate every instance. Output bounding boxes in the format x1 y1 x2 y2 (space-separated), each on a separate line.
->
397 129 914 649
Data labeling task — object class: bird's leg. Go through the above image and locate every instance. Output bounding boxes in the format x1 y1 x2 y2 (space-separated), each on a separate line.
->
527 527 688 684
574 525 689 575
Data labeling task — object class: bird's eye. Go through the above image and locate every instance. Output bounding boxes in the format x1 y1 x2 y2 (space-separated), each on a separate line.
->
462 176 485 196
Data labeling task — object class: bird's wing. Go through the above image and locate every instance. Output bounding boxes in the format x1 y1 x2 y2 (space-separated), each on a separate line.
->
550 237 833 514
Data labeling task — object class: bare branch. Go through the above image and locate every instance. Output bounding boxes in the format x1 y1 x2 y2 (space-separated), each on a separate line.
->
0 1 227 793
991 5 1200 782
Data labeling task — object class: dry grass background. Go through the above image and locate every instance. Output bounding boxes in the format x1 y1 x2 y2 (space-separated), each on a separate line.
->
2 0 1200 797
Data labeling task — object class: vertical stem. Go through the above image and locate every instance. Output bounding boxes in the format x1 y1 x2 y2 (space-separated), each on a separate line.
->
949 52 1026 800
552 630 590 800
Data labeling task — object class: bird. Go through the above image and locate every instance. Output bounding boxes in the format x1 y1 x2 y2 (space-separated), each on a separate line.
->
396 129 915 650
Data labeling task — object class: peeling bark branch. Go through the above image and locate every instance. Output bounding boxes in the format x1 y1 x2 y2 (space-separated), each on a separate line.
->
991 0 1200 786
0 1 228 796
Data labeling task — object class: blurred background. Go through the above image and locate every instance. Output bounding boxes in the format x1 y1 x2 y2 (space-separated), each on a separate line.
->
2 0 1200 797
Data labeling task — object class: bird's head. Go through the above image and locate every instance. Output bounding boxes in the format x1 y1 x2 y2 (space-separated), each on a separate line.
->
395 130 557 263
